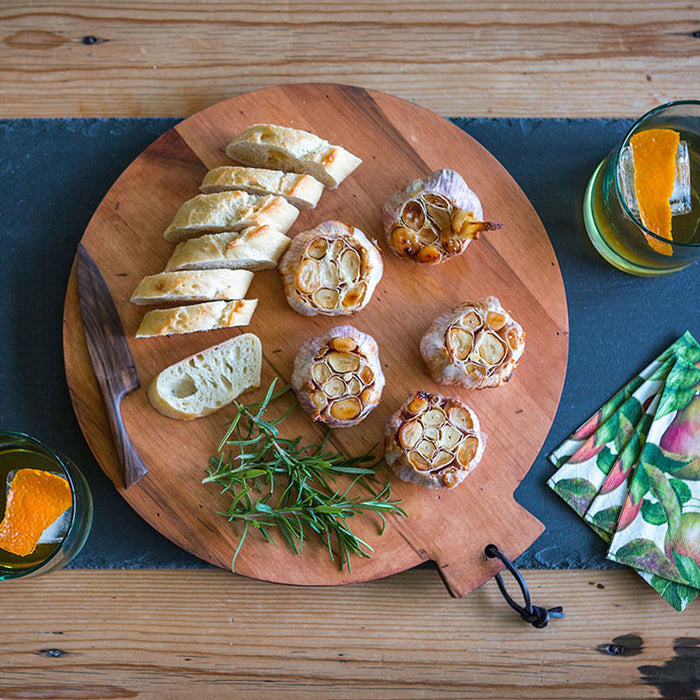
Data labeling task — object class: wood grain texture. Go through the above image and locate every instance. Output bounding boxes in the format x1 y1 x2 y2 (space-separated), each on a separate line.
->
1 568 698 699
62 84 568 596
2 4 698 693
0 1 698 118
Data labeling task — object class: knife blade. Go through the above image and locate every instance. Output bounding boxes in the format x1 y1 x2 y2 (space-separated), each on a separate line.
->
75 242 148 488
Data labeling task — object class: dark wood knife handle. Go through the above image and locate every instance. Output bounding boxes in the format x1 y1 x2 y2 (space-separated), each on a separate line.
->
104 389 149 488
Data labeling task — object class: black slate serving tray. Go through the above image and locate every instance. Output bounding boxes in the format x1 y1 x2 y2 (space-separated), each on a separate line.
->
0 116 697 571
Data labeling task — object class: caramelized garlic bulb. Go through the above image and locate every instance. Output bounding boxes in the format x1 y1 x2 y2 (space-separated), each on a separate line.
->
278 221 383 316
383 169 502 264
385 391 486 489
292 325 384 428
420 296 525 389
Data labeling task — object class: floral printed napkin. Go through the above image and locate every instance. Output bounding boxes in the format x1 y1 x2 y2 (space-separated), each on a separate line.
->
547 356 674 516
583 394 658 534
608 357 700 591
548 333 700 611
548 333 694 468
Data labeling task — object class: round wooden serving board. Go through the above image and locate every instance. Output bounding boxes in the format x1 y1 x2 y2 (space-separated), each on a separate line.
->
63 84 568 597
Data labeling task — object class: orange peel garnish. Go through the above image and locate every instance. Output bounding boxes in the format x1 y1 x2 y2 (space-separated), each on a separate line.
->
630 128 680 256
0 468 72 557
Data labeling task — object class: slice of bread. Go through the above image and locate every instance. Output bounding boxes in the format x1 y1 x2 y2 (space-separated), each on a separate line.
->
225 124 362 189
164 225 290 272
200 166 323 209
135 299 258 338
148 333 262 420
130 269 254 305
163 191 299 243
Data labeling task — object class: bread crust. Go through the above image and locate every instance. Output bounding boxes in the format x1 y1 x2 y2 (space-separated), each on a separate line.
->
164 225 291 272
135 299 258 337
130 269 254 305
201 166 323 209
163 191 299 242
225 124 361 189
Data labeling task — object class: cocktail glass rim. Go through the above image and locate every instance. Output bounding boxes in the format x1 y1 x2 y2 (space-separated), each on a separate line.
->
614 99 700 251
0 429 80 579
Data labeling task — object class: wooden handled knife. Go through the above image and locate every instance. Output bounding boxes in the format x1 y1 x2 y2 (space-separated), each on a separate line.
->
75 243 148 488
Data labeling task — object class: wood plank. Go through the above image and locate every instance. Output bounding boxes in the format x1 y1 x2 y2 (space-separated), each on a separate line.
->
0 1 698 118
1 568 698 698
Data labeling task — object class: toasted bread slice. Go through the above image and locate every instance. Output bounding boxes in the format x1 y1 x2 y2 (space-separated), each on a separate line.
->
148 334 262 420
130 269 254 305
135 299 258 338
201 166 323 209
163 191 298 243
225 124 361 189
164 225 290 272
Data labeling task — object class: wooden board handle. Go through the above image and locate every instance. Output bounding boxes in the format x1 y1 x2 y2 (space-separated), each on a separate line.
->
432 496 544 598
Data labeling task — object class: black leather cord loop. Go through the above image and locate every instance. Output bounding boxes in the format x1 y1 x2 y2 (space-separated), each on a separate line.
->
485 544 565 629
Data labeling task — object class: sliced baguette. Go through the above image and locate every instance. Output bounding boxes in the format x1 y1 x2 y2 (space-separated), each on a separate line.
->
148 333 262 420
135 299 258 338
130 269 254 305
165 225 291 272
201 166 323 209
163 191 299 243
225 124 362 189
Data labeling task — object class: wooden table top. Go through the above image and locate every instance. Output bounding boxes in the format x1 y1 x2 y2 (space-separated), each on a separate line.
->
1 2 699 698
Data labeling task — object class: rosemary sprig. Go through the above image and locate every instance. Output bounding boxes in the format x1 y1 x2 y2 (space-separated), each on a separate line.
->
203 379 406 571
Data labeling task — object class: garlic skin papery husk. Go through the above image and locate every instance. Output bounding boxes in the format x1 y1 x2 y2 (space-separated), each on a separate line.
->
384 391 486 489
420 296 525 389
291 325 385 428
278 221 383 316
383 169 502 264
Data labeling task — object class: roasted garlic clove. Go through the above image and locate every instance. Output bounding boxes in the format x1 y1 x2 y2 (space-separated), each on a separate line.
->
327 351 360 373
420 296 525 389
383 169 502 264
278 221 383 316
291 325 385 428
385 391 486 489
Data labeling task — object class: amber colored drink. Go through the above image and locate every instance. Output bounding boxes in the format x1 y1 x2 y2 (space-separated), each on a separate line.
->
0 432 92 580
0 448 69 572
583 102 700 276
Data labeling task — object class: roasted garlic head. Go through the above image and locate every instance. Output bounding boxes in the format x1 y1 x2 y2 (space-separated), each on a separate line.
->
385 391 486 489
278 221 383 316
420 296 525 389
291 325 385 428
383 169 502 264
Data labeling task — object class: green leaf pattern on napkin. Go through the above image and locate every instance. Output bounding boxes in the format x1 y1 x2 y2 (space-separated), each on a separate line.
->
657 361 700 420
547 357 675 517
648 575 699 612
608 356 700 592
548 333 700 612
584 404 656 535
548 333 697 469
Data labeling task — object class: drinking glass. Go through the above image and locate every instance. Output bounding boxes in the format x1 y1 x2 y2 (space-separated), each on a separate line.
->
0 431 93 580
583 101 700 276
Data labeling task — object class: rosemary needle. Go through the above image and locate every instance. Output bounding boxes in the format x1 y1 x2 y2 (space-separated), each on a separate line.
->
203 379 405 572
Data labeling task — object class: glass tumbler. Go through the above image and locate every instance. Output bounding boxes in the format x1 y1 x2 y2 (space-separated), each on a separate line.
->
583 101 700 276
0 431 93 580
